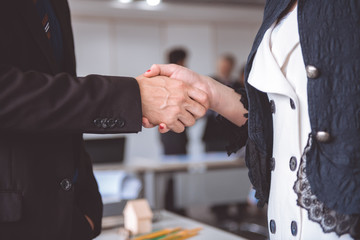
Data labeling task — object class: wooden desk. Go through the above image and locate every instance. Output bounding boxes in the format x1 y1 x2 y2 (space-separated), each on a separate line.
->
95 210 247 240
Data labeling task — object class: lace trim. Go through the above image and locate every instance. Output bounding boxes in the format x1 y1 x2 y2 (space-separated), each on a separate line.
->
293 135 359 238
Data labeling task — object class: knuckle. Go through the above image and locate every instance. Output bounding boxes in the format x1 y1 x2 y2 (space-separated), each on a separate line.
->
189 118 196 126
203 94 209 104
199 107 206 117
200 93 209 105
178 95 186 103
163 116 173 125
179 125 185 132
173 105 182 114
173 126 181 133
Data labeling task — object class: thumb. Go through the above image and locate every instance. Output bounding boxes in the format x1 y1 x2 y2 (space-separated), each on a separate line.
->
143 64 160 78
158 123 170 133
142 117 156 128
144 64 181 78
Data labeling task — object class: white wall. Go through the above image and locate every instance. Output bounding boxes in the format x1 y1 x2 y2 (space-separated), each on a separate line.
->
70 0 263 160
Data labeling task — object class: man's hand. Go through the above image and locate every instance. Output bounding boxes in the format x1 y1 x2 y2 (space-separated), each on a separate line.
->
136 74 209 133
84 215 94 231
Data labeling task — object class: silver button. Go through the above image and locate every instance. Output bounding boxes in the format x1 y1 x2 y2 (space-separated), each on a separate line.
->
106 118 116 128
291 221 298 236
316 131 331 142
101 118 108 129
306 65 320 79
115 119 125 128
269 219 276 234
60 178 72 191
93 118 102 128
289 157 297 171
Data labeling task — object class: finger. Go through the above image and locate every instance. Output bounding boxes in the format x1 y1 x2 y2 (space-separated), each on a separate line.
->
158 123 170 133
144 64 181 78
168 120 185 133
178 110 196 127
84 215 95 231
142 117 155 128
143 65 159 78
187 86 210 109
185 100 207 120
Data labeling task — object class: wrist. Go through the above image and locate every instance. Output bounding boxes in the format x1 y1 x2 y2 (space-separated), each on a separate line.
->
201 75 220 110
210 81 242 118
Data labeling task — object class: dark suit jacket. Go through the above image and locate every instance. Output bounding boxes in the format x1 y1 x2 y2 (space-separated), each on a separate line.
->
160 130 188 155
0 1 142 239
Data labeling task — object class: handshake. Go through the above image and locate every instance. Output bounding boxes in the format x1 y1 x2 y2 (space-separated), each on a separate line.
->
136 64 248 133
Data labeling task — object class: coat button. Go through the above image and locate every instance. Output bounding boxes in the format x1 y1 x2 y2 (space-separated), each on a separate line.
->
115 119 125 128
269 219 276 234
291 221 298 236
60 178 72 191
101 118 108 129
289 156 297 171
270 157 275 171
93 118 102 128
270 100 276 114
107 118 116 128
306 65 320 79
290 99 296 109
316 131 331 143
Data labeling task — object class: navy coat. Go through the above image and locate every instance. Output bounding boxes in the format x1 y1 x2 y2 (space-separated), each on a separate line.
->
225 0 360 216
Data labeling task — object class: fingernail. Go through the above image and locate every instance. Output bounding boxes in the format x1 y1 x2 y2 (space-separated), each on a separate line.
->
159 124 164 130
146 69 151 72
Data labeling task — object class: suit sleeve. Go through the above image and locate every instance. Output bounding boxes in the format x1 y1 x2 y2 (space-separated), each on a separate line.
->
0 64 142 134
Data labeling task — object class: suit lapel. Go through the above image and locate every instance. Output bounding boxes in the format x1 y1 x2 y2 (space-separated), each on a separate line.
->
20 0 59 74
245 0 293 80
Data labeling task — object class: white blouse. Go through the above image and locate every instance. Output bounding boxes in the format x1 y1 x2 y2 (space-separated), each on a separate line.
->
247 5 352 240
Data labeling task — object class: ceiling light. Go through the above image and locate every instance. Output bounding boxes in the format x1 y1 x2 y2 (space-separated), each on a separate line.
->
146 0 161 6
118 0 133 3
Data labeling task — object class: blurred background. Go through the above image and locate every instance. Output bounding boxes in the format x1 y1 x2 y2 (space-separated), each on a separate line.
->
69 0 268 239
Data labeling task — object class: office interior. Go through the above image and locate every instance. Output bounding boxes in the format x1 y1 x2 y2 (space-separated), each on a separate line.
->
70 0 267 239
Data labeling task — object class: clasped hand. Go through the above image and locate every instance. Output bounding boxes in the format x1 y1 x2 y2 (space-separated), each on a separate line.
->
136 64 213 133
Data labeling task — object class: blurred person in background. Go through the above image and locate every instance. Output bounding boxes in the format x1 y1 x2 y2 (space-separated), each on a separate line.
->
213 54 236 86
202 54 236 152
160 48 189 155
232 65 246 90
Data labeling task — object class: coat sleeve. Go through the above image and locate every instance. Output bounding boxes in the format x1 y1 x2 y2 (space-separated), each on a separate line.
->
0 64 142 134
216 88 249 155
